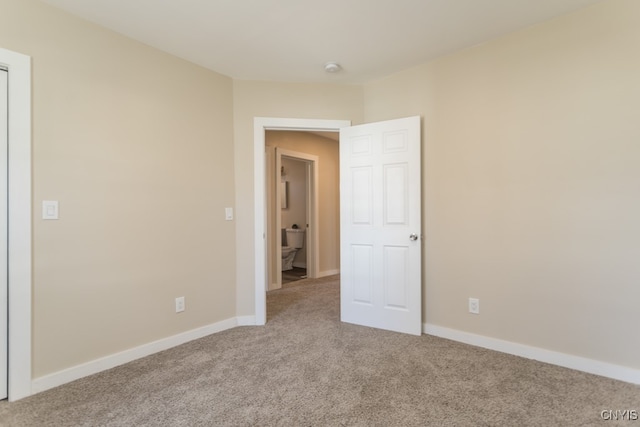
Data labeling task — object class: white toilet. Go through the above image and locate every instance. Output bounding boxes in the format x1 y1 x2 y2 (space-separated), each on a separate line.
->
282 228 305 271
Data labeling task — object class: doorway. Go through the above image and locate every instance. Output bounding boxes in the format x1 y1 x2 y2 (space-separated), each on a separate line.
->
254 118 350 325
273 149 314 288
254 116 423 335
265 132 341 290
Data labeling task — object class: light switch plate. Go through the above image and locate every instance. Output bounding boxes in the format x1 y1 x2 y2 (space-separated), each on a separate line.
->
42 201 59 220
468 298 480 314
225 207 233 221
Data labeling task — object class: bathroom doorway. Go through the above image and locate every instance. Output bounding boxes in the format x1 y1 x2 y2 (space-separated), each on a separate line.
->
279 155 309 285
266 144 318 290
254 118 348 324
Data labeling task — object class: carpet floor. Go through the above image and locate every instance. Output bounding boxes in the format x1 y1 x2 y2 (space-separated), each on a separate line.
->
1 276 638 426
281 267 307 285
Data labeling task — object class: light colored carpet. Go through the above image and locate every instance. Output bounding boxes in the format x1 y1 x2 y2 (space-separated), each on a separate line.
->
281 267 307 285
1 276 638 426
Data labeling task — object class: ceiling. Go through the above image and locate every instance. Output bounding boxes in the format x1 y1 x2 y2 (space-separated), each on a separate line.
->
41 0 603 84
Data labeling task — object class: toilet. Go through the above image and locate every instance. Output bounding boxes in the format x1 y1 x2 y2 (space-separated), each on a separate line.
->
282 228 305 271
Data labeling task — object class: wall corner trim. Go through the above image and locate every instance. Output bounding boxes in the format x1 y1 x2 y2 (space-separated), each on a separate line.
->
423 323 640 385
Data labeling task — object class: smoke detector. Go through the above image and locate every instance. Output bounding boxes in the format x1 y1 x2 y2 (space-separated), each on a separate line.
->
324 62 342 73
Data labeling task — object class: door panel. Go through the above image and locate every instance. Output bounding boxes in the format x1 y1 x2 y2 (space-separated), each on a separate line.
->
340 116 421 336
351 167 372 224
384 164 408 224
383 245 409 308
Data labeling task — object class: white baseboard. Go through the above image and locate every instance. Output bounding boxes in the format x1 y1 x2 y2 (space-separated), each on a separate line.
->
317 269 340 278
236 315 256 326
423 323 640 385
32 317 244 395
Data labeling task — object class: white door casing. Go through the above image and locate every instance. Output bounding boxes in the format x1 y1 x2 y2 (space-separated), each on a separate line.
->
254 118 350 325
0 47 32 401
340 116 422 335
0 68 7 400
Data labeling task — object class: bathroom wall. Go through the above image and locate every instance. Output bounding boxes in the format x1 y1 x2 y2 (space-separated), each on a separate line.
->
281 157 308 267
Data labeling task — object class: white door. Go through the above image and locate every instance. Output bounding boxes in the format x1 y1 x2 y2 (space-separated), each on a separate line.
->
0 68 8 399
340 116 422 335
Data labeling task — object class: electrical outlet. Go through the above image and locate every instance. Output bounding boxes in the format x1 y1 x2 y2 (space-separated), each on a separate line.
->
175 296 185 313
468 298 480 314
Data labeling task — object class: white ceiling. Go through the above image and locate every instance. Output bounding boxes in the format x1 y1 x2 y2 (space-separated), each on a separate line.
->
41 0 603 84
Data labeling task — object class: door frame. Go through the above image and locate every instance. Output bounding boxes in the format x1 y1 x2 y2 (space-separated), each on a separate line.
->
254 118 350 325
275 148 319 287
0 48 32 401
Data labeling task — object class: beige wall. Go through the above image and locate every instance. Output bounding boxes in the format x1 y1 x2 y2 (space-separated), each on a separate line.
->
266 131 341 280
2 0 636 388
1 0 236 377
233 81 363 316
364 0 640 369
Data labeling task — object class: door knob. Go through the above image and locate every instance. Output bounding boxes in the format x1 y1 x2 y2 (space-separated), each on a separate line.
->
409 233 418 241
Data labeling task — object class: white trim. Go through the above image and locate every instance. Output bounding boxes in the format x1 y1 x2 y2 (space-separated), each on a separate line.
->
424 323 640 385
254 118 350 326
32 317 245 394
236 315 256 326
0 48 32 402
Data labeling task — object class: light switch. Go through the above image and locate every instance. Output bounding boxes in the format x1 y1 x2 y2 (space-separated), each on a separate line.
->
42 201 59 220
225 207 233 221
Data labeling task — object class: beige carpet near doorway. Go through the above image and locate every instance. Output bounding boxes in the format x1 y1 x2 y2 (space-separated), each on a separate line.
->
281 267 307 286
1 276 638 426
